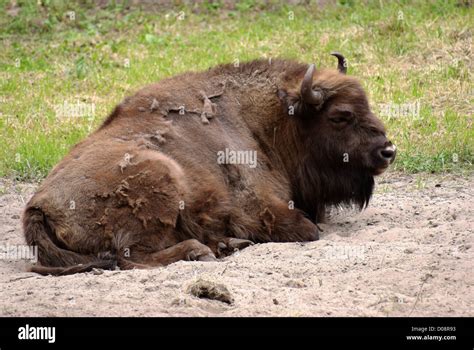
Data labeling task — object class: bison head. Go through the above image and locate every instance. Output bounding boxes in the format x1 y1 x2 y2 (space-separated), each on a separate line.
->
278 53 396 218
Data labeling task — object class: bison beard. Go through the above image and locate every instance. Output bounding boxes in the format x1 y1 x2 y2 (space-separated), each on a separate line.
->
295 164 375 223
23 54 395 275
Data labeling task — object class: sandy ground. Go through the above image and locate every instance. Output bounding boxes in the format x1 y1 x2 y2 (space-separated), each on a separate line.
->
0 173 472 317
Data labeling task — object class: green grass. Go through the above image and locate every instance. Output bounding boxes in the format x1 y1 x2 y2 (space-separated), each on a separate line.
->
0 0 472 180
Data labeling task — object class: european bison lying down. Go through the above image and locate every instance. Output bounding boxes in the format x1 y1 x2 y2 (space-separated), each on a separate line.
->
24 53 396 275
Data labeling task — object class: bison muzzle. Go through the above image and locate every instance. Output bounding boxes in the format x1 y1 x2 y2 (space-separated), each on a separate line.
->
23 53 396 275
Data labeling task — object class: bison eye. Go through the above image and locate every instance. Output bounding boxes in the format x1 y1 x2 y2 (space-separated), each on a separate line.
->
329 111 353 125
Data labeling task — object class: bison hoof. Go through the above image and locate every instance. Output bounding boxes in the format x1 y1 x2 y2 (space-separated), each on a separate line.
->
227 238 255 250
187 249 217 262
197 253 217 262
217 238 254 257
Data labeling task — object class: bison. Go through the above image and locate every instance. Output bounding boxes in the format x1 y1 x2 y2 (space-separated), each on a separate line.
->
23 53 396 275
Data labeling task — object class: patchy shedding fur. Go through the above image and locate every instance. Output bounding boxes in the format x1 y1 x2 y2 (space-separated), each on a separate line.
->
23 57 395 275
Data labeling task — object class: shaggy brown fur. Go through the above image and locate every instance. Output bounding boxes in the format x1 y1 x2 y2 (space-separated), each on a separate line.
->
23 56 395 275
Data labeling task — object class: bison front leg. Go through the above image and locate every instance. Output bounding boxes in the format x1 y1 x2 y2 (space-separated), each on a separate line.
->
257 199 319 243
119 239 216 269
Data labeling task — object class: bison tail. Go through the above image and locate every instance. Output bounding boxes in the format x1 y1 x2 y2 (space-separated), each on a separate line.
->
23 207 117 276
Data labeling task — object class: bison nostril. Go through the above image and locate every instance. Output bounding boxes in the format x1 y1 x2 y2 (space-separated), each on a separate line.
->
379 145 396 160
380 149 394 159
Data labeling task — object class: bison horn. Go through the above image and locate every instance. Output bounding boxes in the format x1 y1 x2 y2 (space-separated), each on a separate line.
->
330 51 347 74
301 64 324 106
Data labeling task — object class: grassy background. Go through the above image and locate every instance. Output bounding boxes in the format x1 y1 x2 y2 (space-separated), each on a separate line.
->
0 0 472 180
